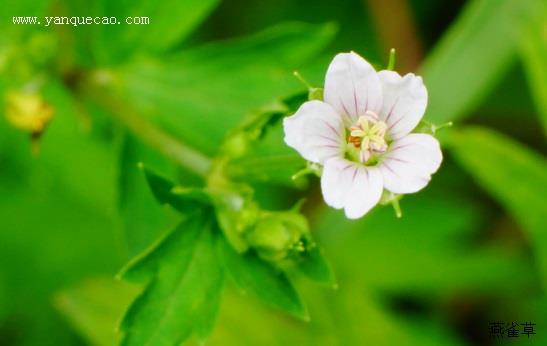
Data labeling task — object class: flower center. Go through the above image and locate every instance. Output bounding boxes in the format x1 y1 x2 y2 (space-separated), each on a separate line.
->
346 111 388 164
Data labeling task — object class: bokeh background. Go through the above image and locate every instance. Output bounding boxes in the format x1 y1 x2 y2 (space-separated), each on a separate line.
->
0 0 546 345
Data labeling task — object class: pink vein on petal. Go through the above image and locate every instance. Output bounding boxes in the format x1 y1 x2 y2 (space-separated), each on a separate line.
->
323 120 341 138
385 97 400 123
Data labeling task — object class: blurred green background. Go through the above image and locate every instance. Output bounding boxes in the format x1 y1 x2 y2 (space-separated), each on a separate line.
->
0 0 546 345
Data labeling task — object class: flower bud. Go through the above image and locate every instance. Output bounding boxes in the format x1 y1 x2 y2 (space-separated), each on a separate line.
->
222 132 249 158
247 212 309 262
5 90 54 135
5 90 55 155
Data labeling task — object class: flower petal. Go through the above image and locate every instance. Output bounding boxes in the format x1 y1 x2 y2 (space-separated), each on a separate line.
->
321 157 383 219
379 134 442 194
321 157 355 209
324 52 383 125
283 100 345 164
343 166 383 219
378 70 427 140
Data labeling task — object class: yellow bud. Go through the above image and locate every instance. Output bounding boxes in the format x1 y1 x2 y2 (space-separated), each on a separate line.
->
5 90 54 134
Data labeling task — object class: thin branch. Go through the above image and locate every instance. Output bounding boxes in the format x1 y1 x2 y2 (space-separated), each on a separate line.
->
80 71 212 177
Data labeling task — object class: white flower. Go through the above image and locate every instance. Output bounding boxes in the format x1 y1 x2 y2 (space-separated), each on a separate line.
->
283 52 442 219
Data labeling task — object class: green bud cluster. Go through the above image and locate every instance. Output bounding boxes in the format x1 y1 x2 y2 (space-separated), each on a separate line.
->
206 92 320 266
246 212 310 263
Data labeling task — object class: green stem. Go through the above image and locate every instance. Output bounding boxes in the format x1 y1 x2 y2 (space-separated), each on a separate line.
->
81 71 212 177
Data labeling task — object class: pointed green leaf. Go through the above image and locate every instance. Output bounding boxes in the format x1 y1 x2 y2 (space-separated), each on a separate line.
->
422 0 539 123
119 133 180 257
448 126 547 288
519 0 547 134
297 246 336 287
218 236 308 320
141 165 211 212
120 213 224 345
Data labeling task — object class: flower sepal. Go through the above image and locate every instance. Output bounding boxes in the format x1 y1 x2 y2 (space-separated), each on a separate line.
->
379 190 403 218
414 119 454 135
291 161 322 181
293 71 323 101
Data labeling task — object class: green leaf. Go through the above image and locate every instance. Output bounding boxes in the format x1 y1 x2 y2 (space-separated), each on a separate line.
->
116 22 336 155
422 0 538 123
519 0 547 134
54 278 140 346
141 165 211 212
296 246 336 287
120 213 224 345
218 236 308 320
118 129 210 258
95 0 220 62
119 133 181 257
447 126 547 288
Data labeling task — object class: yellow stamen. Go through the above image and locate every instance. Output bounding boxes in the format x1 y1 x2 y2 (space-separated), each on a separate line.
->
347 114 388 163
